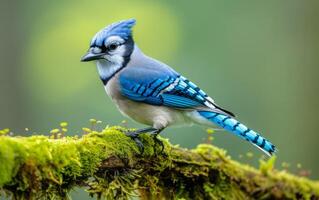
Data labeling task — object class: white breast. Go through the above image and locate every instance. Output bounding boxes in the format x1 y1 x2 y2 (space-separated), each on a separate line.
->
104 76 192 129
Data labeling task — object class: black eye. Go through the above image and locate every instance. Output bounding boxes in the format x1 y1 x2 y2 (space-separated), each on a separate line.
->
108 43 118 51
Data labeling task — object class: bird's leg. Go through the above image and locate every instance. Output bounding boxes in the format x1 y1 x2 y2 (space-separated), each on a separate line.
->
124 127 159 153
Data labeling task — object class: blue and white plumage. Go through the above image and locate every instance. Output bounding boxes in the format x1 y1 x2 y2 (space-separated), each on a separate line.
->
81 19 276 156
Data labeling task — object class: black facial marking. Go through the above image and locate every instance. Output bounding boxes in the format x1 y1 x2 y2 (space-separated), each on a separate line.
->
100 36 135 85
121 36 134 68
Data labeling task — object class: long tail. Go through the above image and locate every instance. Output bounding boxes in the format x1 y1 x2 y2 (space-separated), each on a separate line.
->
198 111 276 156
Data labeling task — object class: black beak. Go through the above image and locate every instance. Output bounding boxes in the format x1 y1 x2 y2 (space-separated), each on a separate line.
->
81 52 105 62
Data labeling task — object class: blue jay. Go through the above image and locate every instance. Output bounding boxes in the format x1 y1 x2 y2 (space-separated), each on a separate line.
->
81 19 276 156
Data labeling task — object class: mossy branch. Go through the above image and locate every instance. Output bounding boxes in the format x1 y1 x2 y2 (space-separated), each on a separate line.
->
0 126 318 200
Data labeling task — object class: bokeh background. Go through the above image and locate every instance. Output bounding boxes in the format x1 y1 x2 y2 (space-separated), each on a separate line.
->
0 0 318 198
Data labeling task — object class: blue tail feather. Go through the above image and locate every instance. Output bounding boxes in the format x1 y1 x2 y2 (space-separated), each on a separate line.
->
198 111 276 156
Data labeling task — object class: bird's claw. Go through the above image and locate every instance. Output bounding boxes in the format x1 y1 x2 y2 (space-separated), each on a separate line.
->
133 137 144 154
152 134 165 155
124 130 139 138
122 128 165 155
125 130 144 154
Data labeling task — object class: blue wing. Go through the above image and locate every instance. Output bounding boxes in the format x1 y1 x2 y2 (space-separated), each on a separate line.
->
119 64 235 116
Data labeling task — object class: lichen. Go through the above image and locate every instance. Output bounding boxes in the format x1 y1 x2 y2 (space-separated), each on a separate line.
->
0 126 318 200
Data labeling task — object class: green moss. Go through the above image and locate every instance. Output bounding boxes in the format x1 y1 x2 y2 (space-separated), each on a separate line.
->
259 155 276 175
0 139 18 186
0 126 319 200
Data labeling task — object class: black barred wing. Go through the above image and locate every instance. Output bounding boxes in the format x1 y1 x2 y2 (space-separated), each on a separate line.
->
120 72 234 117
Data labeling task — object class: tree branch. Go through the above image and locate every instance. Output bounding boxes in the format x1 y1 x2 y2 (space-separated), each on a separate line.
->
0 126 318 200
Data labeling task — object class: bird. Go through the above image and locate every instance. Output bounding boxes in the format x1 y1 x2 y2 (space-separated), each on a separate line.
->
81 19 276 156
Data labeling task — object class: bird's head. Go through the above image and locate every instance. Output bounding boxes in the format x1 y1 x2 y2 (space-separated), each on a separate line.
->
81 19 136 66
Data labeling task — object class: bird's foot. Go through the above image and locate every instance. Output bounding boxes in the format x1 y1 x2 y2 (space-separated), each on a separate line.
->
149 129 167 155
152 134 165 154
125 130 145 153
122 127 165 155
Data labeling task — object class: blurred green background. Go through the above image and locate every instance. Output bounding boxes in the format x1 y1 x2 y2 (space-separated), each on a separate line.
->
0 0 319 198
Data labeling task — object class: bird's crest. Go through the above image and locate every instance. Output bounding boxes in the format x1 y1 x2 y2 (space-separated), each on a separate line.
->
91 19 136 47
